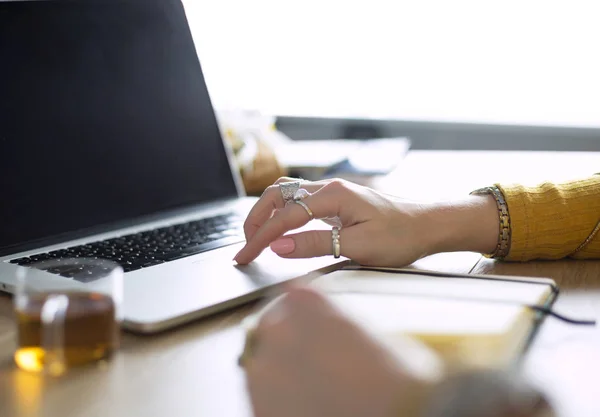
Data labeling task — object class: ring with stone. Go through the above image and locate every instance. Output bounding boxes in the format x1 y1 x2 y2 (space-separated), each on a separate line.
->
279 181 301 205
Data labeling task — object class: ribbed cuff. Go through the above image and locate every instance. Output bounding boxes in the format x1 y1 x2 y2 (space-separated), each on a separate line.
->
497 176 600 262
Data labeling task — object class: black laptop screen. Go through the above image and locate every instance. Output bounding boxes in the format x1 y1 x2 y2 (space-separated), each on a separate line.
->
0 0 239 253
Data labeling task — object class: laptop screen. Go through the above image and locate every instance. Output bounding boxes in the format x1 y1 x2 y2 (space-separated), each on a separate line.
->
0 0 239 254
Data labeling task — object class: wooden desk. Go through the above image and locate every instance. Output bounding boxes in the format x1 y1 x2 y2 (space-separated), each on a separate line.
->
2 150 600 417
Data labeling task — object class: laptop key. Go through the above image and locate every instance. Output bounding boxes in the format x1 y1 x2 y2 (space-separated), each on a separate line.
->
10 257 31 265
206 232 227 241
158 236 244 262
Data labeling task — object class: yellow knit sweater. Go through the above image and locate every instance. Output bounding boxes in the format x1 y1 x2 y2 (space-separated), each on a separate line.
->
496 175 600 261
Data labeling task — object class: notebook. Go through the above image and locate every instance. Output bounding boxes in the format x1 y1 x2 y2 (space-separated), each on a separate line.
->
239 264 559 370
309 266 558 370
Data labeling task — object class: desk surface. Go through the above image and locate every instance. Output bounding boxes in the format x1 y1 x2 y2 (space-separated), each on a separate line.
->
2 150 600 417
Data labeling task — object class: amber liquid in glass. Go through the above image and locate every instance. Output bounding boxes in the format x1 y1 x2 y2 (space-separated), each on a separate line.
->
15 292 118 374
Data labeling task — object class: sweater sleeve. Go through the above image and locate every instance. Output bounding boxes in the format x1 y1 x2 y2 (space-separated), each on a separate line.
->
496 175 600 262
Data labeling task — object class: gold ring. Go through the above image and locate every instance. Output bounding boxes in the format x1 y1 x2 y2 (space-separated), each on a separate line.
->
294 200 314 220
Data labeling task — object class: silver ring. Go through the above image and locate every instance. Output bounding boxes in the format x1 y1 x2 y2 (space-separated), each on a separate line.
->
279 181 301 204
292 188 310 202
294 200 314 220
331 227 341 258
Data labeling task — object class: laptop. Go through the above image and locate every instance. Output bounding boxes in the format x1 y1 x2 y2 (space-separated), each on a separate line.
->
0 0 342 333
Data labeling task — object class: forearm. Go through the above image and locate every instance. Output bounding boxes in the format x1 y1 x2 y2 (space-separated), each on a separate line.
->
423 195 499 257
421 175 600 261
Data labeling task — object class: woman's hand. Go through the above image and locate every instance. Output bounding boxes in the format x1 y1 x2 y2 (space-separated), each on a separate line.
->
234 177 498 267
243 287 437 417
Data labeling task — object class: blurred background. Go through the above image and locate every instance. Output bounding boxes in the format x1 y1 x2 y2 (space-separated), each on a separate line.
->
180 0 600 193
183 0 600 150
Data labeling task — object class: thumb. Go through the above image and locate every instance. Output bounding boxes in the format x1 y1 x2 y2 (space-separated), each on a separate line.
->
269 227 357 259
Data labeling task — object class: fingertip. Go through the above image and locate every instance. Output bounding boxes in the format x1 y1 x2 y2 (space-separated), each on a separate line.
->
233 249 248 265
233 244 266 265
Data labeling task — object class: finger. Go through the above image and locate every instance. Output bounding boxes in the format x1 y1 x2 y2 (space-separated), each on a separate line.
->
244 288 338 372
269 227 359 260
254 287 332 341
274 176 302 185
282 286 333 316
243 179 326 241
235 184 345 264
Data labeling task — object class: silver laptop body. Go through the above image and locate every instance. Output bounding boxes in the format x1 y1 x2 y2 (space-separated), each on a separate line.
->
0 0 342 333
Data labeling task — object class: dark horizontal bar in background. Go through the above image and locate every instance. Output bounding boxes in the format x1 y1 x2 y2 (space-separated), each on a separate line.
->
276 116 600 152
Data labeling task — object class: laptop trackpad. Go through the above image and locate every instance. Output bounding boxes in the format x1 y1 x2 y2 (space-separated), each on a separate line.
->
122 243 344 331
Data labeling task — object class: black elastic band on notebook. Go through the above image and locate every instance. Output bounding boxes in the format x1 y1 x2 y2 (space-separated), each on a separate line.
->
527 305 596 326
334 266 597 324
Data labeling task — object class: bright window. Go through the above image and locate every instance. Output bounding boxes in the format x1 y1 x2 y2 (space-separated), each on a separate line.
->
184 1 600 127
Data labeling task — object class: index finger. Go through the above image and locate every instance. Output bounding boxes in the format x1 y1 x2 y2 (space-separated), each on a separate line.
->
235 187 342 264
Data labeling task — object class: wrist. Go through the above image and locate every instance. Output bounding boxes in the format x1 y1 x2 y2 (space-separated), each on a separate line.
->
422 195 499 256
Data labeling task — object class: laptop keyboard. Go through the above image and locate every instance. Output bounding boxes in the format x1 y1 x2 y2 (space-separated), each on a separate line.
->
10 213 245 273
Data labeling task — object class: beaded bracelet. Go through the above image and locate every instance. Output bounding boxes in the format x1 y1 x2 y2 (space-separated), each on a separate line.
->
469 185 511 259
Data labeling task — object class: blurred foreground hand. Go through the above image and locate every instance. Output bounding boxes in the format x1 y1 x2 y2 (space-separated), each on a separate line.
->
242 287 441 417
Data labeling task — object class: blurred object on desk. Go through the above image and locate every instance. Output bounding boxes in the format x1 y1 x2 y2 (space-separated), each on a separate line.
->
274 137 411 184
217 110 288 195
216 110 410 192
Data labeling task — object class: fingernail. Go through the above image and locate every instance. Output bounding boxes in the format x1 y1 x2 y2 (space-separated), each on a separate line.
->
270 237 295 255
233 251 241 262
